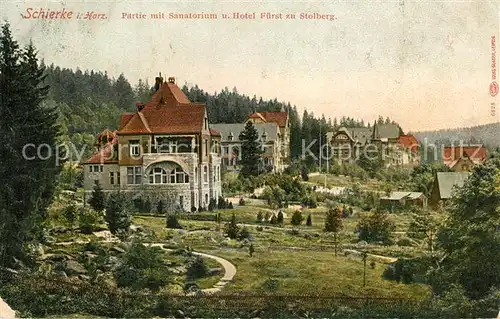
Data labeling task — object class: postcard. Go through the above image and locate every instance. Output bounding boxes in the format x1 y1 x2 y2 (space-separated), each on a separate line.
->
0 1 499 318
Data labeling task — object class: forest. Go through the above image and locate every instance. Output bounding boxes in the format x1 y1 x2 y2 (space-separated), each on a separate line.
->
44 65 385 164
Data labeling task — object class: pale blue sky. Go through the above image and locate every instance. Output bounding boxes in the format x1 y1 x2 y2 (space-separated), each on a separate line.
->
2 0 499 131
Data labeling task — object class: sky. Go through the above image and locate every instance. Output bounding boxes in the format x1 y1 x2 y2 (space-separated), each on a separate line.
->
2 0 500 131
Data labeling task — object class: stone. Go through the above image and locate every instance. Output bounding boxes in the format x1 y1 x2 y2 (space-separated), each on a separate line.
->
206 268 222 276
111 245 126 254
64 260 87 275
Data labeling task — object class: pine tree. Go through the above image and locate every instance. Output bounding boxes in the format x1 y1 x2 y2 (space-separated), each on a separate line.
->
105 192 132 235
224 213 240 239
306 214 312 226
324 208 344 256
291 210 303 227
277 210 284 224
89 181 106 212
0 23 61 268
239 121 263 177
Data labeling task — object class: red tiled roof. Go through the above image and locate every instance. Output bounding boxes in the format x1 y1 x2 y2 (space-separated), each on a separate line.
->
249 112 267 122
248 112 288 127
260 112 288 127
398 135 419 152
85 140 118 164
119 114 134 130
210 128 221 136
443 146 487 161
118 81 207 135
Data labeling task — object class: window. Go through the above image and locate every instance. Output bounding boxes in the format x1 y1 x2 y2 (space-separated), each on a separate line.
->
205 194 209 205
109 172 114 185
204 117 208 130
149 167 168 184
194 167 198 183
228 133 233 141
204 140 208 156
167 166 189 184
179 196 184 208
156 137 177 153
203 165 208 183
129 140 140 157
90 165 101 173
117 172 121 184
127 166 142 184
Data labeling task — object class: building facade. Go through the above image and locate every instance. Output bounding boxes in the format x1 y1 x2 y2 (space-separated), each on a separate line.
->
211 111 290 173
327 123 420 167
442 145 487 172
83 76 222 212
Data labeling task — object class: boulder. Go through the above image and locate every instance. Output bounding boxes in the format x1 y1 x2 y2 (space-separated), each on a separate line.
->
207 268 223 276
64 260 86 275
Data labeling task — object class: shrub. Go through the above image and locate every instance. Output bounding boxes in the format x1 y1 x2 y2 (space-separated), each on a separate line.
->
208 199 217 211
237 227 251 240
228 202 233 209
290 210 303 227
63 204 78 225
105 192 132 235
224 213 240 239
217 196 226 209
239 198 246 206
166 214 182 229
187 256 208 279
78 207 101 234
269 214 278 225
256 226 263 231
88 181 106 212
306 214 312 226
256 211 264 223
355 210 395 244
191 206 197 213
277 211 284 224
264 211 271 222
157 200 165 214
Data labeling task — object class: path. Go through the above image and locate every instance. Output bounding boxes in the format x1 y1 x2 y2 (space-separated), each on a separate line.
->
148 243 237 294
53 231 237 294
0 297 16 319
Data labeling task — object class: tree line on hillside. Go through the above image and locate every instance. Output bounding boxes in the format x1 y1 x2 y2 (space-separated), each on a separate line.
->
413 122 500 152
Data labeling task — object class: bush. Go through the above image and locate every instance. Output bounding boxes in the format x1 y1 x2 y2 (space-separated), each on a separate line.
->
105 192 132 235
186 256 207 279
228 202 233 209
217 196 227 209
166 214 182 229
237 227 251 241
306 214 312 226
264 212 271 222
269 214 278 225
78 207 101 234
277 211 284 224
63 204 78 225
208 199 217 212
290 210 303 227
224 213 240 239
257 211 264 223
191 206 197 213
239 198 246 206
355 210 395 244
157 200 165 214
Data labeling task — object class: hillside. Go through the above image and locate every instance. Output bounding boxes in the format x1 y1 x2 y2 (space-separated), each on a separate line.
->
413 122 500 151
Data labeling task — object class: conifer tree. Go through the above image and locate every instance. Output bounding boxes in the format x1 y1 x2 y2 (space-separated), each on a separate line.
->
239 121 263 177
105 192 132 234
0 23 60 268
89 181 106 212
324 208 344 256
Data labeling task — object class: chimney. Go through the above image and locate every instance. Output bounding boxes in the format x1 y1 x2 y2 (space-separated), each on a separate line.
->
136 102 145 112
154 72 164 91
168 77 175 84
